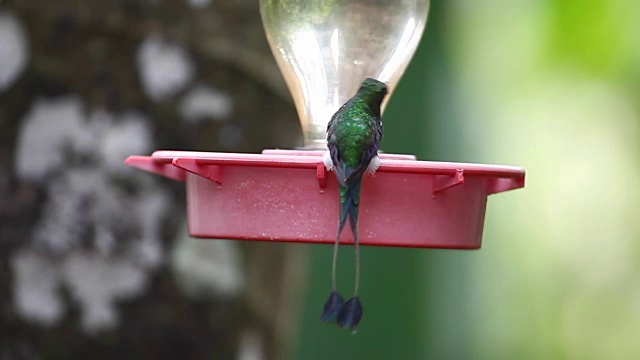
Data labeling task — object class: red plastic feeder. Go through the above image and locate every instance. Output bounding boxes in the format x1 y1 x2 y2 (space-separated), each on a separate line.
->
125 149 524 249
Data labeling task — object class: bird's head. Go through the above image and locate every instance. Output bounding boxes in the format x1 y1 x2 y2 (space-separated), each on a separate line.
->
357 78 388 107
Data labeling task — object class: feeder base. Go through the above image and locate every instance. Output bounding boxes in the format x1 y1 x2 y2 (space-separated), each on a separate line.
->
125 149 525 249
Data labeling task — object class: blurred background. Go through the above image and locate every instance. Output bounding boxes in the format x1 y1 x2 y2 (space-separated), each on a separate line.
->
1 0 639 359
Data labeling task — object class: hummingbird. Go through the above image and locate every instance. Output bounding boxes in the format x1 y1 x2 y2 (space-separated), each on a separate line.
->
320 78 387 333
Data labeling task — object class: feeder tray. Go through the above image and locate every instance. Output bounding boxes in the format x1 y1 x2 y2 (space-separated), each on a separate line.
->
125 149 524 249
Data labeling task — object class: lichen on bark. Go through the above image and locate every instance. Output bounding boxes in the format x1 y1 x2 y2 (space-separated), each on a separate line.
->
0 1 305 358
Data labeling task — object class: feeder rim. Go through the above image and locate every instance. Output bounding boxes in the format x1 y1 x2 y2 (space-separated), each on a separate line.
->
133 150 525 178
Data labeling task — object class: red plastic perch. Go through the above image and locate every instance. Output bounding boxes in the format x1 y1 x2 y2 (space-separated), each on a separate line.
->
125 150 525 249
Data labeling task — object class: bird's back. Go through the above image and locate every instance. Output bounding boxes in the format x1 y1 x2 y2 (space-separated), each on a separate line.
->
328 100 381 182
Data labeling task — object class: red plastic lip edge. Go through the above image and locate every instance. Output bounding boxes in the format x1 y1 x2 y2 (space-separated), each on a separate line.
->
125 150 525 194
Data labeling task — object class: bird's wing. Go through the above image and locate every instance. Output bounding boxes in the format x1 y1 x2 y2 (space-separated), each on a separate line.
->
343 115 382 185
327 111 348 187
344 145 375 186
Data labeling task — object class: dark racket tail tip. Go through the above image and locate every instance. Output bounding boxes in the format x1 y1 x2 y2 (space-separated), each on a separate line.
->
337 296 363 333
321 290 345 322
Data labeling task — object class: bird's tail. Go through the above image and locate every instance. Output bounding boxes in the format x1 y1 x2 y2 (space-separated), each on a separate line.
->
324 177 364 329
339 177 361 237
339 178 362 296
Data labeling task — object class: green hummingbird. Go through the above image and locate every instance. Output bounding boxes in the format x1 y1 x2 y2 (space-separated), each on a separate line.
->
320 78 388 332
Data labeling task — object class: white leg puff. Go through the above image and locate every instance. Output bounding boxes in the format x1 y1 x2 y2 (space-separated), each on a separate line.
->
367 155 380 175
323 150 334 171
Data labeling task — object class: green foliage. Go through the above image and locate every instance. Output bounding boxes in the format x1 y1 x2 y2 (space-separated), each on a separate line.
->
543 0 637 78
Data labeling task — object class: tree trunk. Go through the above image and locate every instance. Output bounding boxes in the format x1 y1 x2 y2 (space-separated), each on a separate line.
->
0 1 305 359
